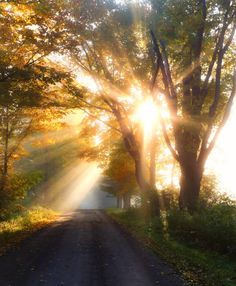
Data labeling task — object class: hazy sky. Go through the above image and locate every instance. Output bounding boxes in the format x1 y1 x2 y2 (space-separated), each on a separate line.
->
207 103 236 198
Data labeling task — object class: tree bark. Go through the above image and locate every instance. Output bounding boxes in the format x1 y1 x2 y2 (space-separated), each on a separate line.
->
123 192 131 209
1 106 9 193
179 159 203 213
149 127 157 188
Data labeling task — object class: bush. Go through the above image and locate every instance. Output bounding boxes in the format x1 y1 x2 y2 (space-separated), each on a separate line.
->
167 200 236 256
0 171 43 220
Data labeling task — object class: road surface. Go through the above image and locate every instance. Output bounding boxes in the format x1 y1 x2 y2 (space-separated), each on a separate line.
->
0 210 188 286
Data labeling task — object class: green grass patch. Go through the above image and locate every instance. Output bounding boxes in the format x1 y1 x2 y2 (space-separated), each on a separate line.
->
107 208 236 286
0 206 58 256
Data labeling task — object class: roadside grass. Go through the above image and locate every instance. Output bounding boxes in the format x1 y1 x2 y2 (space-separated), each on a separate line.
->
107 208 236 286
0 207 58 256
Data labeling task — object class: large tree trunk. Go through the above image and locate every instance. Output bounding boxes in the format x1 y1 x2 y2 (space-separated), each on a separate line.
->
179 160 203 213
176 125 203 213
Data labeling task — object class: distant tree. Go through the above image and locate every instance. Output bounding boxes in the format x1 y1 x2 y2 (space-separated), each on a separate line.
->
103 141 139 209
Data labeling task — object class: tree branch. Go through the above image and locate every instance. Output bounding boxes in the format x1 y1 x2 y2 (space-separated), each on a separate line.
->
195 0 207 60
78 97 113 113
201 4 235 102
79 107 121 134
150 30 171 99
159 115 179 162
150 30 180 161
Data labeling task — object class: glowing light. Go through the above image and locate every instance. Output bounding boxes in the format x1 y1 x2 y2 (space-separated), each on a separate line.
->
35 160 102 212
133 98 158 133
65 109 84 126
132 97 158 166
207 103 236 198
158 93 171 120
94 135 102 146
76 72 99 93
130 85 143 99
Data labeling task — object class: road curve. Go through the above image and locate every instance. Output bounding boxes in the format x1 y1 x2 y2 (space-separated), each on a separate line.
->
0 210 188 286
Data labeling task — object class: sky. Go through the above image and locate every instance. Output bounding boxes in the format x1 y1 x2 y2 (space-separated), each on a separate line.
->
207 103 236 198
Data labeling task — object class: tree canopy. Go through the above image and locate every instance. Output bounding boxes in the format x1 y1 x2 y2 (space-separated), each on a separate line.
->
0 0 235 215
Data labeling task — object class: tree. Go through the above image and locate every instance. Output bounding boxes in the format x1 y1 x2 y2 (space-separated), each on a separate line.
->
65 0 161 216
103 140 139 209
0 0 74 210
149 0 236 212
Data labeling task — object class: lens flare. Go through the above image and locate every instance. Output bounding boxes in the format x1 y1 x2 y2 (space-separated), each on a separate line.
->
133 98 158 136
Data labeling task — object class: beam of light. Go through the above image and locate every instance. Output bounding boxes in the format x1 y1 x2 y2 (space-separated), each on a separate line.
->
53 163 101 212
34 160 102 212
94 135 102 146
76 72 99 93
132 97 158 185
75 69 129 103
64 109 84 126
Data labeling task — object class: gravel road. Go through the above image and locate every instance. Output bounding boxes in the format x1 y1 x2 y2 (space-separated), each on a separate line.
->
0 210 188 286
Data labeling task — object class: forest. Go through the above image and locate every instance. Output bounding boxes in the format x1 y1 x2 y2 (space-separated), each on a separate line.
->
0 1 236 286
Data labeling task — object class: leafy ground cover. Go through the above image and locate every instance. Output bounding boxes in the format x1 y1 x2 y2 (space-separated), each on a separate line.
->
107 208 236 286
0 207 58 256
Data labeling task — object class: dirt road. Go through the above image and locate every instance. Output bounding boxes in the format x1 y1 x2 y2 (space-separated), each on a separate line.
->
0 210 188 286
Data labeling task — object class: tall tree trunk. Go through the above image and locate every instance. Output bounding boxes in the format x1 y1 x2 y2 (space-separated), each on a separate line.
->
176 125 202 213
0 106 9 210
149 130 157 188
1 106 9 193
115 108 160 217
117 196 122 208
170 159 175 189
134 159 160 218
123 192 131 209
179 159 203 213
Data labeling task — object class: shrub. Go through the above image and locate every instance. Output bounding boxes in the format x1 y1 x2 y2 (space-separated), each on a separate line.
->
167 200 236 256
0 171 43 221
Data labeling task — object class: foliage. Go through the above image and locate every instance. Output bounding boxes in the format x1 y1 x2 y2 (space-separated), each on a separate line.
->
167 200 236 256
0 0 235 264
19 133 83 205
103 140 138 196
148 0 236 210
63 0 236 212
108 173 236 284
108 203 236 286
0 171 43 219
0 206 57 256
64 0 163 209
0 0 77 216
157 176 236 256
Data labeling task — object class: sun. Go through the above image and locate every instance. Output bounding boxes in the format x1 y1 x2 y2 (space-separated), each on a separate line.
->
133 98 158 131
132 97 158 156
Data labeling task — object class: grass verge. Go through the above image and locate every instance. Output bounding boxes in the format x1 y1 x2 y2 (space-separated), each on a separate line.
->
107 208 236 286
0 206 58 256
